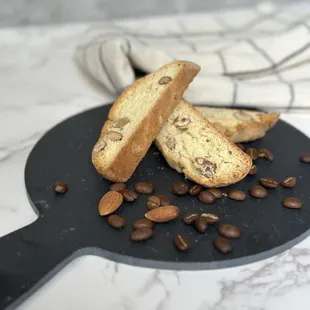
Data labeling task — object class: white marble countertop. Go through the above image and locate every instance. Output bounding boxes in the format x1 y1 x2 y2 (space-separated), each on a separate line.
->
1 23 310 310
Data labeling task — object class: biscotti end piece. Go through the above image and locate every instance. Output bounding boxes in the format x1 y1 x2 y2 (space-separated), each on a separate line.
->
92 61 200 182
156 100 252 187
195 106 280 143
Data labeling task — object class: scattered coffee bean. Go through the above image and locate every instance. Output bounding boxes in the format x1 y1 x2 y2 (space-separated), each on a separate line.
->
219 224 240 238
107 214 126 229
131 227 153 241
228 190 246 201
300 153 310 163
213 237 232 254
236 143 245 151
188 184 203 196
246 148 258 160
156 194 170 206
282 198 302 209
134 182 154 194
198 190 216 204
248 165 258 176
173 235 190 251
54 181 68 194
206 188 222 199
110 182 126 192
133 219 153 230
172 183 189 196
183 213 199 225
194 216 208 233
281 177 297 188
147 196 161 210
121 189 138 202
249 185 268 199
200 213 220 224
259 178 278 189
258 148 274 161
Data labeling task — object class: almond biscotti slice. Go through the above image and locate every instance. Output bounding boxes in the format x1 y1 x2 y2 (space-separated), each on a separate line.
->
195 106 280 143
92 61 200 182
155 100 252 187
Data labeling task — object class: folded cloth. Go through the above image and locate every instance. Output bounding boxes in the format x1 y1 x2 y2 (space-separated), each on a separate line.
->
76 4 310 113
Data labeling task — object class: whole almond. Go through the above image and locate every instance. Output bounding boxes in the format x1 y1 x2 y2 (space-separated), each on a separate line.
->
98 191 123 216
145 205 179 223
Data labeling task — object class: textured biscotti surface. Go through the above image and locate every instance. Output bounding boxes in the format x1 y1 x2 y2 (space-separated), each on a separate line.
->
195 106 280 143
156 100 252 187
92 61 200 182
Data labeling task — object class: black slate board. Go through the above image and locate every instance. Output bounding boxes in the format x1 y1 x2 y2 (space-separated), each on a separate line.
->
1 104 310 309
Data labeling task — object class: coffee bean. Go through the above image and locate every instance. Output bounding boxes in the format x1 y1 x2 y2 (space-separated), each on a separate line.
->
183 213 199 225
281 177 296 188
258 148 274 161
133 219 153 229
300 153 310 163
236 143 245 151
282 198 302 209
134 182 154 194
156 194 170 206
228 190 246 201
249 185 268 199
121 189 138 202
110 182 126 192
147 196 161 210
200 213 220 224
219 224 240 238
54 181 68 194
188 184 203 196
172 183 189 196
173 235 190 251
248 165 258 176
206 188 222 199
194 216 208 233
259 178 278 189
107 214 125 229
198 190 216 204
246 148 258 160
131 227 153 241
213 237 232 254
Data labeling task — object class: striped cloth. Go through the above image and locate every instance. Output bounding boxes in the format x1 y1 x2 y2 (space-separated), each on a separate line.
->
76 4 310 113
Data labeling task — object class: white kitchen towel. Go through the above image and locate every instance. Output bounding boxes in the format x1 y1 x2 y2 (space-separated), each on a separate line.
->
76 4 310 113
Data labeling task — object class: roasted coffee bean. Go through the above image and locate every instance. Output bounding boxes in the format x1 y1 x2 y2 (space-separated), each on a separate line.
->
188 184 203 196
131 227 153 241
133 219 153 229
258 148 274 161
54 181 68 194
248 165 258 176
249 185 268 199
200 213 220 224
206 188 222 199
300 153 310 163
147 196 161 210
219 224 240 238
282 198 302 209
183 213 199 225
156 194 170 206
228 190 246 201
213 237 232 254
134 182 154 194
236 143 245 151
194 216 208 233
246 148 258 160
110 182 126 192
198 190 216 204
259 178 278 189
173 235 190 251
172 183 189 196
107 214 125 229
281 177 296 188
121 189 138 202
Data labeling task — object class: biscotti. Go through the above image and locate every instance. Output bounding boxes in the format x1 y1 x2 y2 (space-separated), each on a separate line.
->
155 100 252 187
195 106 280 143
92 61 200 182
